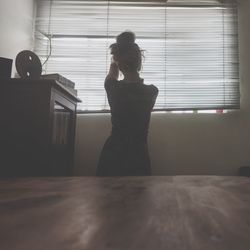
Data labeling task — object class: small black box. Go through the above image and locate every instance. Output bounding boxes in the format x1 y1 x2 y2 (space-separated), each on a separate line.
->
0 57 13 78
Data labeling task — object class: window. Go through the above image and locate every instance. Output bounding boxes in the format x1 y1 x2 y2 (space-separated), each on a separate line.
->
34 0 239 111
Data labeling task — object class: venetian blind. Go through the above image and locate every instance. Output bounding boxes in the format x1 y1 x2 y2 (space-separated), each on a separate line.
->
34 0 239 111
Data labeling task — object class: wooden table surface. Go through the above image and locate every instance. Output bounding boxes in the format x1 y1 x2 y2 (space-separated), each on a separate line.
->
0 176 250 250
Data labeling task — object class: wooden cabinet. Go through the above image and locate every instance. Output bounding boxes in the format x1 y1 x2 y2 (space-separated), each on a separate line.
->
0 79 81 177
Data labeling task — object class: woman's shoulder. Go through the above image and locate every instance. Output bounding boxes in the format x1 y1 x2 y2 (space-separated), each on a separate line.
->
105 78 158 95
105 77 118 84
144 84 158 96
104 77 118 90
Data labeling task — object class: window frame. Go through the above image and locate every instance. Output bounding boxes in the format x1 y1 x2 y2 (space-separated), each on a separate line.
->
34 0 240 113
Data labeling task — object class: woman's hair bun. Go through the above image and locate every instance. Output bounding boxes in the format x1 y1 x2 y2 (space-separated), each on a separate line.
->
116 31 135 47
109 31 142 72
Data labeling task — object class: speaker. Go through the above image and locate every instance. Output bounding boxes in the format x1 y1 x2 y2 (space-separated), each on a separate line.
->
15 50 42 79
0 57 13 78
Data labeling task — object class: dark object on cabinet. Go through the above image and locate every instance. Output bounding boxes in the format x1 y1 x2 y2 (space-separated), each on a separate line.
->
239 166 250 177
0 57 13 78
0 78 81 177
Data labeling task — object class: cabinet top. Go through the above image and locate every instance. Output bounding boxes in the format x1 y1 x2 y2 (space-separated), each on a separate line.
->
1 78 82 102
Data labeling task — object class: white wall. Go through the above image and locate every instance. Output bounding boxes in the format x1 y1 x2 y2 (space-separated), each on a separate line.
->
74 0 250 176
0 0 35 75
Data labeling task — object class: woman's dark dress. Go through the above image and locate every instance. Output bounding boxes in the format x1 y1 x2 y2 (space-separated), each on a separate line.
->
96 78 158 176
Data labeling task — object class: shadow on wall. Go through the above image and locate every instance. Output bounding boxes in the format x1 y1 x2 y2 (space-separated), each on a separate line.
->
74 114 111 176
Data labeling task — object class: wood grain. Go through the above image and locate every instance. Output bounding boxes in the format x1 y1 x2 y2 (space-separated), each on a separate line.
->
0 176 250 250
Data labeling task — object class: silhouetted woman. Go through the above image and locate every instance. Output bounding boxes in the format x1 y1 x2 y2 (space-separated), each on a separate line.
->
96 31 158 176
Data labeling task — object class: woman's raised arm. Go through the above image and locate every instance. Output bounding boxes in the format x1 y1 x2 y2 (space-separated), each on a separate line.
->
106 61 119 81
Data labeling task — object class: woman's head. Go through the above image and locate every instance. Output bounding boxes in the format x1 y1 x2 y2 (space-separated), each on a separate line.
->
110 31 143 73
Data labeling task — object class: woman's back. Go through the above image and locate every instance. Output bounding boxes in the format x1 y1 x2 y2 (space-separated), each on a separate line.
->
106 79 158 139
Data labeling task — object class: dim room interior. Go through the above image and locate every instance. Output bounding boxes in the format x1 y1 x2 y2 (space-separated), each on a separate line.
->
0 0 250 249
0 0 250 176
